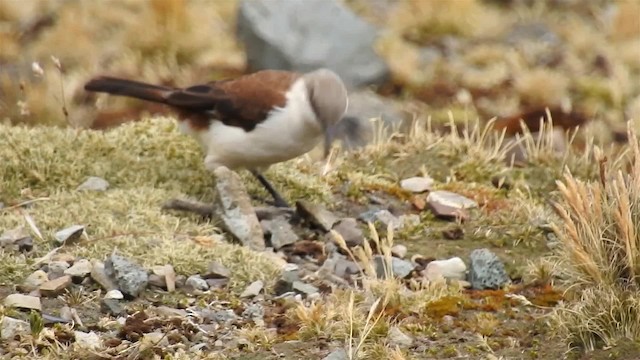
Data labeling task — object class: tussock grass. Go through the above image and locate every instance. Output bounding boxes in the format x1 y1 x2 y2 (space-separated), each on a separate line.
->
288 224 460 358
551 122 640 350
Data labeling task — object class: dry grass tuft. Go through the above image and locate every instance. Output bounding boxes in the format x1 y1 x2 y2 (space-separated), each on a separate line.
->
551 121 640 350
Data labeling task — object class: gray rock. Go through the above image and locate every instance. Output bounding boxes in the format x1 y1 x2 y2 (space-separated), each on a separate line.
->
4 294 41 311
47 261 70 279
373 255 415 279
330 218 365 247
323 348 348 360
468 248 510 290
76 176 109 191
185 275 209 291
400 176 434 193
261 216 299 250
296 201 339 232
64 258 92 279
202 309 239 324
388 326 413 347
42 311 72 325
0 226 31 248
237 0 389 89
54 225 85 245
359 209 418 230
0 317 29 340
104 254 149 298
320 253 360 279
241 303 265 324
213 166 265 251
100 298 125 316
292 281 319 296
240 280 264 298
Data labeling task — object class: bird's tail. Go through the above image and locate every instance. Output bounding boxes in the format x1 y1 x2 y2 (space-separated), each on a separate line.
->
84 76 175 104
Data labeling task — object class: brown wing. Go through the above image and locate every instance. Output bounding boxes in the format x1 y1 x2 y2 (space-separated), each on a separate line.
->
167 70 301 132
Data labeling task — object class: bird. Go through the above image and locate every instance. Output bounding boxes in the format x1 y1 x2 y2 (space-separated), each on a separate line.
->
84 68 349 208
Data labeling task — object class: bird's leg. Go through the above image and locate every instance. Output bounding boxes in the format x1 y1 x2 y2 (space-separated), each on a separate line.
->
250 170 291 208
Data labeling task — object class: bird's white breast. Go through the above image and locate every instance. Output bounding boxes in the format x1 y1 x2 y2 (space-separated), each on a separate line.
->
179 78 323 171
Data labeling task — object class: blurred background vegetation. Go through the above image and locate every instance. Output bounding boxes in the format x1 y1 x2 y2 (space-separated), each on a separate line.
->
0 0 638 144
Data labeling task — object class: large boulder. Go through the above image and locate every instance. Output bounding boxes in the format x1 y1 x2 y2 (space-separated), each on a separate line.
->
236 0 390 89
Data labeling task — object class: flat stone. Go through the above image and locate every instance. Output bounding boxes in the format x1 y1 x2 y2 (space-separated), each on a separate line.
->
296 201 339 232
388 326 413 347
427 190 477 221
400 176 434 193
468 248 510 290
0 226 30 248
330 218 365 247
237 0 389 89
39 275 72 297
54 225 84 245
91 260 117 291
64 258 92 279
203 261 231 279
261 216 299 250
291 281 319 296
21 270 49 292
323 348 348 360
240 280 264 298
4 294 41 311
104 254 149 298
101 298 125 316
373 255 415 279
212 166 265 251
76 176 109 191
47 261 70 279
0 317 29 340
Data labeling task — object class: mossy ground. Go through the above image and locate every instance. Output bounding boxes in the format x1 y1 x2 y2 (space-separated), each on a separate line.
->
0 116 592 359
